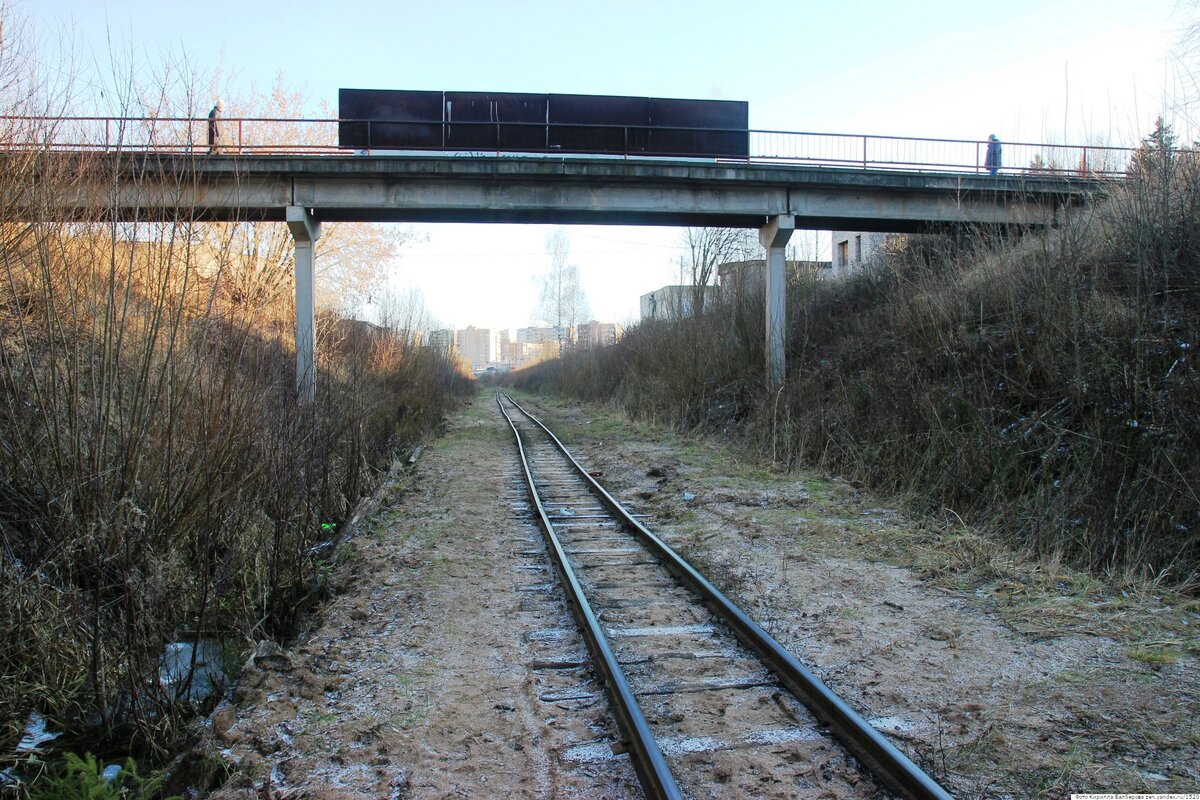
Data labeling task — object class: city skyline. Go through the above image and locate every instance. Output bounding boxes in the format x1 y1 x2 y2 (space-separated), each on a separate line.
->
424 319 625 371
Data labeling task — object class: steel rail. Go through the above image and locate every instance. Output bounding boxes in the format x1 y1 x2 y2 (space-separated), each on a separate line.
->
501 393 954 800
496 394 683 800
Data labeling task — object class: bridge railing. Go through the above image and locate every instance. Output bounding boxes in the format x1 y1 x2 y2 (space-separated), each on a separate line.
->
0 115 344 155
750 130 1134 176
0 114 1137 177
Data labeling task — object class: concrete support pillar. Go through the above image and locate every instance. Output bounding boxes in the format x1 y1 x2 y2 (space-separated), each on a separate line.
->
760 215 794 386
286 206 321 402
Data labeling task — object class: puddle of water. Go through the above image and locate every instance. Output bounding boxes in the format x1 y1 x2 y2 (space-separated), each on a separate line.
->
159 639 226 704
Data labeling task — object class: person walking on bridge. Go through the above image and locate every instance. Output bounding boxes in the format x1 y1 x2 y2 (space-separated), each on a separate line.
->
207 100 223 154
985 133 1002 176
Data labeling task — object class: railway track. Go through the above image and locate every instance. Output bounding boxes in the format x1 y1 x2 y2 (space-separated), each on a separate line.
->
497 392 952 800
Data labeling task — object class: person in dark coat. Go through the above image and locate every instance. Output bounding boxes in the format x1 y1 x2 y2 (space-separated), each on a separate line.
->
985 134 1001 175
207 100 223 154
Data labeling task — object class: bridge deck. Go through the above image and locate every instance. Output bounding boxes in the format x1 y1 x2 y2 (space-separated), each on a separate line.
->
49 152 1102 231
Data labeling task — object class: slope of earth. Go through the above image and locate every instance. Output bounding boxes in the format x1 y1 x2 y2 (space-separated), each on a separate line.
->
203 391 1199 799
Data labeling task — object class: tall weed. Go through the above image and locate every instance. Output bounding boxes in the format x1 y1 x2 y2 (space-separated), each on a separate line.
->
0 141 472 768
516 156 1200 587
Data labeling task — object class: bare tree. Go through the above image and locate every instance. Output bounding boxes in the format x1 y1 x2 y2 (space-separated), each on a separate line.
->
535 229 589 346
196 75 415 313
374 287 436 351
1168 3 1200 133
681 227 757 315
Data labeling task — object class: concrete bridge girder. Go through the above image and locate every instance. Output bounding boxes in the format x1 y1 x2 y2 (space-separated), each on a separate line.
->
55 154 1076 229
289 177 792 226
787 190 1054 229
287 179 1053 230
38 154 1095 397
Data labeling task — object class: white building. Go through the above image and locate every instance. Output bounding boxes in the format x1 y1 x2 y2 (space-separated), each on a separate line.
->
427 329 456 356
517 326 568 345
456 326 496 370
830 231 904 277
575 320 621 348
716 259 833 292
640 285 696 321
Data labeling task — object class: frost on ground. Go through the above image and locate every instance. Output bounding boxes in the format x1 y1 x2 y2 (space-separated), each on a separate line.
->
206 397 638 799
204 393 1199 798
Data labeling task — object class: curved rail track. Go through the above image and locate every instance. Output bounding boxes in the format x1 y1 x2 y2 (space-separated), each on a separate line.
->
497 392 952 800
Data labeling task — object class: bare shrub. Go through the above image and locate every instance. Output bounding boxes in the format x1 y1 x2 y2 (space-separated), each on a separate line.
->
0 42 471 776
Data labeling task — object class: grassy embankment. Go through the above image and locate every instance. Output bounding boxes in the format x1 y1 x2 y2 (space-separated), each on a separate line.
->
515 139 1200 588
0 138 473 784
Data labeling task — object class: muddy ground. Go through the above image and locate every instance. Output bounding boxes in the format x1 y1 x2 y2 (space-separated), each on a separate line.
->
204 392 1199 799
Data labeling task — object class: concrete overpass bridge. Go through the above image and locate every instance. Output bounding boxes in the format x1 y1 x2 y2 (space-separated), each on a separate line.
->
10 118 1124 397
59 151 1089 230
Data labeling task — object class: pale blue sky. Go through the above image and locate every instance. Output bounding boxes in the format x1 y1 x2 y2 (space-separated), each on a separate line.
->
25 0 1196 327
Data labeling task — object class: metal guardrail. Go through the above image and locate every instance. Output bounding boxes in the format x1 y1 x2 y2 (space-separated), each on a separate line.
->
0 114 1137 177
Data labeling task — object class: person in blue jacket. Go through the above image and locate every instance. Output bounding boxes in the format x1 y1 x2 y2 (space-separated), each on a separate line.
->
985 134 1002 175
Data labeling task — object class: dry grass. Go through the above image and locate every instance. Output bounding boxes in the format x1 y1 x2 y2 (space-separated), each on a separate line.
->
0 136 472 775
514 137 1200 592
515 389 1200 796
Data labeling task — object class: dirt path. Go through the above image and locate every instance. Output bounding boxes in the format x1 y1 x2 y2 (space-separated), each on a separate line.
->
208 396 639 799
206 392 1199 799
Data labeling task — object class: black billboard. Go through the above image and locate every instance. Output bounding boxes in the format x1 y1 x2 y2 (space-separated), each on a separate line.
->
338 89 749 158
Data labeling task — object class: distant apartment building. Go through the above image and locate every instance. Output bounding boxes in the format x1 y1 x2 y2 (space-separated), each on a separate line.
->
496 329 515 363
456 326 496 370
477 326 561 368
640 285 696 321
515 341 560 365
427 328 456 356
575 320 621 348
830 232 905 277
517 326 569 345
